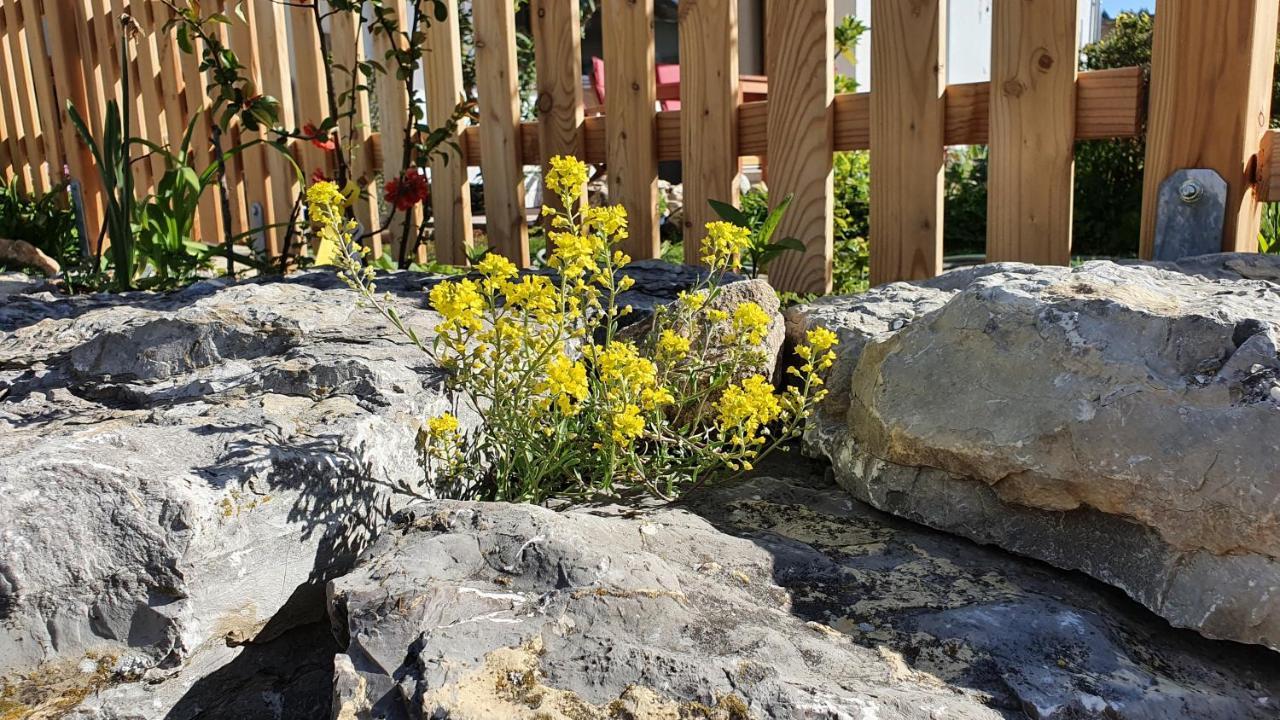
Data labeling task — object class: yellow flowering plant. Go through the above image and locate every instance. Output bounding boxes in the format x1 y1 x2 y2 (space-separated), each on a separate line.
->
311 156 837 503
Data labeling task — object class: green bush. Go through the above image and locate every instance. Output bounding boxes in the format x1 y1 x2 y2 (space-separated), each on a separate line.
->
0 179 80 273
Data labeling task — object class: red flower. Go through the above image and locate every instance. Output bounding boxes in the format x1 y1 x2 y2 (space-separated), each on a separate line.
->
303 123 336 151
310 168 331 185
384 171 429 212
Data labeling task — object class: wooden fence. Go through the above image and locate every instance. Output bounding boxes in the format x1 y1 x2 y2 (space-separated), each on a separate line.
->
0 1 1277 293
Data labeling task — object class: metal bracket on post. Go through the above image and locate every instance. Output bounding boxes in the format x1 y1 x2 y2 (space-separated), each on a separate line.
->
249 202 267 256
1153 169 1227 261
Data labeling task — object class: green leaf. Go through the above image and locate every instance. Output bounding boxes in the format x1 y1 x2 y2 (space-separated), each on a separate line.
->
176 23 193 54
758 193 794 245
771 237 805 253
706 198 749 227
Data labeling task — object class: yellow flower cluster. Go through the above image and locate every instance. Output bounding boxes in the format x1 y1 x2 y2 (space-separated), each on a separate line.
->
545 154 590 203
702 221 752 271
322 154 841 503
306 181 347 227
429 278 484 333
716 375 783 448
537 354 589 415
655 330 691 362
731 302 772 346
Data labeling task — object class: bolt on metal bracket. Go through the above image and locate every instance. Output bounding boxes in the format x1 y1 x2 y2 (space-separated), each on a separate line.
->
1153 168 1227 261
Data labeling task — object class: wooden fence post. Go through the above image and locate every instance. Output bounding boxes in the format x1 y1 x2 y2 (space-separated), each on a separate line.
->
766 0 833 293
474 0 530 266
254 0 299 257
679 0 739 266
603 0 660 260
373 0 419 263
1140 0 1280 256
532 0 586 221
870 0 946 285
987 0 1077 265
0 4 39 192
424 0 472 265
45 0 104 233
18 0 63 191
331 6 380 256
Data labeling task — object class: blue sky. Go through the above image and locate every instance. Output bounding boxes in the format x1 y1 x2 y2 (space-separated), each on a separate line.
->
1102 0 1154 15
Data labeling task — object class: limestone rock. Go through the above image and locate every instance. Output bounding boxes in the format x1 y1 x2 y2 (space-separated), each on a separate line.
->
787 255 1280 651
0 272 461 679
327 458 1280 720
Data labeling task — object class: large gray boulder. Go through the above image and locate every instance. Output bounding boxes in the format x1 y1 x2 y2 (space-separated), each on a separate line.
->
327 456 1280 720
0 273 460 682
787 255 1280 651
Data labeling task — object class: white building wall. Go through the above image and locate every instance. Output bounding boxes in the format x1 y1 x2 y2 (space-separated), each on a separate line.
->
836 0 1101 89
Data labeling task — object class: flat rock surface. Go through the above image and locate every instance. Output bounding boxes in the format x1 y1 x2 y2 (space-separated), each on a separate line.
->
329 455 1280 720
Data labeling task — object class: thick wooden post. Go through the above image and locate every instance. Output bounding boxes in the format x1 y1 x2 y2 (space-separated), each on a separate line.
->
423 0 472 265
474 0 530 266
679 0 740 265
289 4 331 184
532 0 585 221
373 0 419 262
254 0 299 257
1141 0 1280 256
45 0 103 230
603 0 660 260
987 0 1077 265
766 0 833 293
331 7 380 255
870 0 946 285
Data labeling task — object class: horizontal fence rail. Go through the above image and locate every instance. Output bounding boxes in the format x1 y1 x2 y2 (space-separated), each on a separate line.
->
1 0 1276 294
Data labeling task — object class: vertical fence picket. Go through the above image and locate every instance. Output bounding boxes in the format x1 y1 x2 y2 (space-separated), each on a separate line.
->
869 0 946 285
373 0 419 263
0 7 36 191
225 2 277 254
289 4 331 186
603 0 659 260
765 0 833 293
1140 0 1280 256
254 0 299 257
174 13 224 246
531 0 586 221
18 0 63 189
127 0 172 191
46 0 104 237
330 7 380 256
679 0 739 266
474 0 530 266
987 0 1077 265
423 0 472 265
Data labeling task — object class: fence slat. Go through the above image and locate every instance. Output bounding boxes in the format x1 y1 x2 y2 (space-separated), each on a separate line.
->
127 0 172 190
473 0 529 265
331 7 380 256
0 6 37 191
987 0 1077 265
19 0 64 189
603 0 659 260
1141 0 1280 256
679 0 739 266
531 0 585 220
423 0 472 265
289 4 331 186
254 0 299 257
46 0 104 236
372 0 419 263
869 0 945 285
765 0 833 293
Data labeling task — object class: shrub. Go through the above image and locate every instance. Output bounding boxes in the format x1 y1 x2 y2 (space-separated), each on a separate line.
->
0 179 80 274
315 156 837 503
